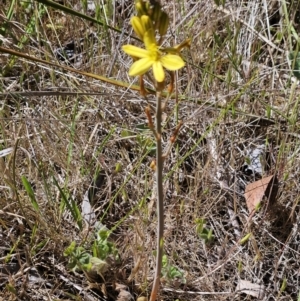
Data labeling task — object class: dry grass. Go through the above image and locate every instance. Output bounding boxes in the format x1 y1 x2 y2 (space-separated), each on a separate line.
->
1 0 300 300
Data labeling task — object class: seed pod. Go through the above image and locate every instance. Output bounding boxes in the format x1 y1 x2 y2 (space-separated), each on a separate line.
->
158 11 169 36
151 2 162 29
174 38 192 52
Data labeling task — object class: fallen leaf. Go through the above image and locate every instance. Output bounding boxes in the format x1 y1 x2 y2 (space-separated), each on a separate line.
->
236 279 265 299
244 174 278 213
115 283 133 301
0 147 13 158
90 257 109 275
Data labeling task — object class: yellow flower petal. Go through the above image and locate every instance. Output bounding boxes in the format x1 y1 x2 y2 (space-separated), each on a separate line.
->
122 45 149 58
129 57 153 76
160 54 185 71
152 61 165 82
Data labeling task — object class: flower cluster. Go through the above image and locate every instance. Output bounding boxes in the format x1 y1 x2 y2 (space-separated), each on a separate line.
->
122 0 189 84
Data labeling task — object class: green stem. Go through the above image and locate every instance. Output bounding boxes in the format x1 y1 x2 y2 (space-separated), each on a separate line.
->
150 92 164 301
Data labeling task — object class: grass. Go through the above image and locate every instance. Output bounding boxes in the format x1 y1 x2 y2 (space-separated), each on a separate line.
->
1 0 300 300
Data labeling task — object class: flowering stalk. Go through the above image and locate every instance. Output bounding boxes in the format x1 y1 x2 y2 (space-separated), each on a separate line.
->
122 2 190 299
150 91 164 301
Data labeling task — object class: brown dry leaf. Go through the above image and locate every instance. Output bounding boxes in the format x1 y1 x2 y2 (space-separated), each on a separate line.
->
236 279 265 299
244 175 278 213
115 283 133 301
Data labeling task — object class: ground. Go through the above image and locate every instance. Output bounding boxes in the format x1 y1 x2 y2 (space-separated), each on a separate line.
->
0 0 300 300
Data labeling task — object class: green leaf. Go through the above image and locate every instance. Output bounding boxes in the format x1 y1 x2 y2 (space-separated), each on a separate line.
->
136 123 149 132
280 277 287 292
78 251 91 266
53 176 83 230
199 228 214 244
98 228 110 240
240 233 252 245
67 258 78 270
162 254 168 267
0 0 16 37
289 51 300 79
121 129 134 138
275 31 283 43
207 229 214 241
237 260 243 273
169 266 183 279
195 218 205 235
64 241 76 256
6 284 17 295
266 105 271 119
115 162 122 173
244 156 251 165
21 176 39 212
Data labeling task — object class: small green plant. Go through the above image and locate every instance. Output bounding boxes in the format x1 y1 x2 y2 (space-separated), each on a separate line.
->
195 218 215 244
64 225 118 276
92 226 119 261
161 254 186 286
64 241 92 272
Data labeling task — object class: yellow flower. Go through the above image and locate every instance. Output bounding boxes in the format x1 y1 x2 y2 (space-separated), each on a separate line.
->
122 30 185 82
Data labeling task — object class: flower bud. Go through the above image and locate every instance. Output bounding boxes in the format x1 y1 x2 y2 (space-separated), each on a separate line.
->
150 159 156 171
145 1 151 14
141 15 153 32
135 0 147 16
130 16 146 40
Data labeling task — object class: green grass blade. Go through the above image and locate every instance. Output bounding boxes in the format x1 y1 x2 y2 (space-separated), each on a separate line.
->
0 0 16 37
3 2 47 75
52 176 83 230
21 176 39 212
67 100 78 168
